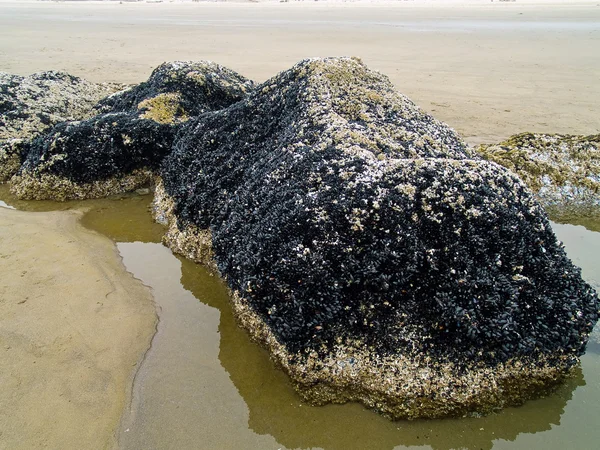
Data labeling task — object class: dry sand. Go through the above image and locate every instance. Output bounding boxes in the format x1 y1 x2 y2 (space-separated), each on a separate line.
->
0 0 599 144
0 207 156 449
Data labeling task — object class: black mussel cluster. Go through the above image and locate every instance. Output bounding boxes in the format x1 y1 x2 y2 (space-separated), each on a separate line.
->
161 57 599 368
7 61 254 198
2 57 599 418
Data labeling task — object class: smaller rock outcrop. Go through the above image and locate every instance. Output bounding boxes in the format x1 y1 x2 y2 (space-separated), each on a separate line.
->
95 61 253 118
0 71 121 181
11 61 254 200
11 114 174 201
477 133 600 217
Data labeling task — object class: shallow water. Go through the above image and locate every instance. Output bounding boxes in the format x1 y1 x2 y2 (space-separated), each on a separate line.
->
1 186 599 450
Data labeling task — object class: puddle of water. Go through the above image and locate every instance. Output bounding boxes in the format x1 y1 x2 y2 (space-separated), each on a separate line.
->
1 186 599 450
117 242 280 449
0 200 14 209
0 184 164 243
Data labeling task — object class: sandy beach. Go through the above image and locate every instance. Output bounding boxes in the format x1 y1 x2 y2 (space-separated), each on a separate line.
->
1 0 599 144
0 0 599 448
0 207 156 449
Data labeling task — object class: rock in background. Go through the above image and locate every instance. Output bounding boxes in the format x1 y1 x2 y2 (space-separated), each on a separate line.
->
477 133 600 218
10 61 254 200
157 57 599 419
0 71 121 182
95 60 254 118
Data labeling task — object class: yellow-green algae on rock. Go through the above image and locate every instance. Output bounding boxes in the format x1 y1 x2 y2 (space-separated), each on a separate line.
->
137 93 189 125
477 133 600 218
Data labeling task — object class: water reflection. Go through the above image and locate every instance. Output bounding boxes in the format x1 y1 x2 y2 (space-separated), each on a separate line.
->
179 257 584 450
549 210 600 234
0 184 164 243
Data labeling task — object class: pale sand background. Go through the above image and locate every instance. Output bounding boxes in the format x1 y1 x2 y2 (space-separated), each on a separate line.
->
0 1 599 448
0 207 157 449
1 0 599 144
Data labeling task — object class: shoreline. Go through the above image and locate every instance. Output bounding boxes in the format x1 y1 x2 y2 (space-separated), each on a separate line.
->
0 206 157 449
3 1 599 5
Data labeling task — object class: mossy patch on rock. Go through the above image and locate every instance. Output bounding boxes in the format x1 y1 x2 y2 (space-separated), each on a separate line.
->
137 93 188 124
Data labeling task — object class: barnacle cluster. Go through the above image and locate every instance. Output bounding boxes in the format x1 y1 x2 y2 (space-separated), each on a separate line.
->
477 133 600 217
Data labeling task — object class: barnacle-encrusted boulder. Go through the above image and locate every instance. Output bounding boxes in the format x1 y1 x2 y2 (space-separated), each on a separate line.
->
11 61 254 200
0 71 121 181
95 60 254 117
156 57 599 419
477 133 600 217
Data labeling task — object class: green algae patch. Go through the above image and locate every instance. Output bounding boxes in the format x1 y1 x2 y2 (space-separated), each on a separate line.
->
137 93 188 125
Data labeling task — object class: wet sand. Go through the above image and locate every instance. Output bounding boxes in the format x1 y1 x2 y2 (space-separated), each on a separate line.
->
0 1 599 144
0 206 156 449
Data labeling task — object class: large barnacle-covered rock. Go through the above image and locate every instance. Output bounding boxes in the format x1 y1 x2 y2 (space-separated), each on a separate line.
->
11 61 254 200
477 133 600 217
157 57 599 419
0 70 121 181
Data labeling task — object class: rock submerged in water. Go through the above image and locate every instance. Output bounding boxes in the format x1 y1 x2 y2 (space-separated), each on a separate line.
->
10 61 254 200
156 57 599 419
477 133 600 218
0 70 121 181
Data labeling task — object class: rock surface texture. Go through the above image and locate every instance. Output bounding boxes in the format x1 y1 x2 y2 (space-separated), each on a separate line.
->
156 58 599 419
0 71 121 181
10 62 254 200
477 133 600 218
